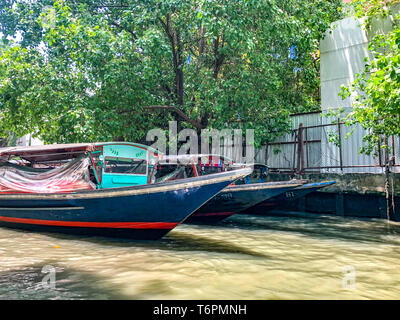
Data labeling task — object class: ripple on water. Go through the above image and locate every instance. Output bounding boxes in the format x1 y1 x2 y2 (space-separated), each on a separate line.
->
1 214 400 299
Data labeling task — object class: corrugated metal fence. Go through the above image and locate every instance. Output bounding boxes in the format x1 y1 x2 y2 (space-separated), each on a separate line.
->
256 112 400 174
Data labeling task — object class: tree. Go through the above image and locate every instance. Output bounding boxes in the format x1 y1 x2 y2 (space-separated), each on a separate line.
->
0 0 343 146
340 0 400 154
0 37 13 146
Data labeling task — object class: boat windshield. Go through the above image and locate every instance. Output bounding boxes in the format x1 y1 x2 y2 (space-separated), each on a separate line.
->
104 157 147 175
154 164 196 183
198 166 222 175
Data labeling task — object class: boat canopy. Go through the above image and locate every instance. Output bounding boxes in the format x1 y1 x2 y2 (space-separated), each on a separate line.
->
0 142 163 192
0 143 94 162
0 142 161 162
0 155 96 193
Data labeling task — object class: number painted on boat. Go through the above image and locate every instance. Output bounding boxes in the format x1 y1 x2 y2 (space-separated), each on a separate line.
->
219 193 233 200
285 191 295 198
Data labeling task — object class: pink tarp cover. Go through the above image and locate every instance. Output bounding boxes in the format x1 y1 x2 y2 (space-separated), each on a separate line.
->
0 157 96 193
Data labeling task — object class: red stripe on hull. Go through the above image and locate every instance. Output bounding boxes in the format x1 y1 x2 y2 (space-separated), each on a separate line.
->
0 216 178 229
193 212 234 217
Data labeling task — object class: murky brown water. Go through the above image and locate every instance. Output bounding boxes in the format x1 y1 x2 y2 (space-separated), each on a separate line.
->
1 212 400 300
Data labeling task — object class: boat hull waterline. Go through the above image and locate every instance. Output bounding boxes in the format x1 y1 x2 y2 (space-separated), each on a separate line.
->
0 168 251 239
242 181 336 214
185 181 303 224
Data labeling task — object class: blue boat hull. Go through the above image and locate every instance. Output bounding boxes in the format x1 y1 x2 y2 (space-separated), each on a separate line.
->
0 168 251 239
242 181 336 214
184 181 303 224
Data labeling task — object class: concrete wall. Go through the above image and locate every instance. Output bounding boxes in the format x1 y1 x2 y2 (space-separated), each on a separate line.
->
265 172 400 221
266 172 400 197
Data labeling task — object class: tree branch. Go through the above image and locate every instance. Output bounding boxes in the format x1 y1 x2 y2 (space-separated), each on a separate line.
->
143 105 202 129
119 105 203 130
110 21 138 40
213 34 225 79
158 15 184 106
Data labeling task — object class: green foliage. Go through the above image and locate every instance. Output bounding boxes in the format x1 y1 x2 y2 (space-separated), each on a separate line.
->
351 0 399 28
340 0 400 155
327 130 341 147
0 0 343 145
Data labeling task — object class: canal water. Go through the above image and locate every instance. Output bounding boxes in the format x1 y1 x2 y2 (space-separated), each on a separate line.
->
1 212 400 300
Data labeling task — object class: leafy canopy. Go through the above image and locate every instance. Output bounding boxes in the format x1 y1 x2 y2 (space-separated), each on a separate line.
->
0 0 343 146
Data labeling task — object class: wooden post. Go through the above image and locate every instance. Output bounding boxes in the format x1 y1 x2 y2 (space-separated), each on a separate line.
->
392 136 395 165
385 158 391 220
297 123 304 174
378 137 382 167
305 127 309 170
384 135 393 220
337 119 343 171
292 130 297 174
385 135 389 166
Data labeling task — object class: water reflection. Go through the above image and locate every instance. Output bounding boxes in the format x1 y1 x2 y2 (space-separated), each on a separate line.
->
0 213 400 299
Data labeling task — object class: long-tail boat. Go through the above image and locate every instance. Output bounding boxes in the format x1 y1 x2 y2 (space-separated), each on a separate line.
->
225 164 336 214
241 181 336 214
189 179 304 223
152 155 305 224
0 143 251 239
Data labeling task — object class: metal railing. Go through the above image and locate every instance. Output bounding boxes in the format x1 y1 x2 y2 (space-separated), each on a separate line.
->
267 121 400 174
